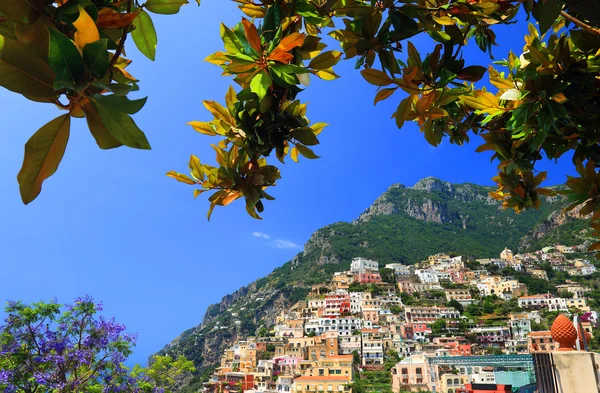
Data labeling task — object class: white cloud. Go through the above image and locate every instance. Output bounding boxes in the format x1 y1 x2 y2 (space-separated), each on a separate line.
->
251 232 302 250
252 232 271 239
271 239 301 249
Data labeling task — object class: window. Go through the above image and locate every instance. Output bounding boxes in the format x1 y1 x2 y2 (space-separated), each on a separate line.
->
328 385 333 391
454 379 460 385
416 368 422 374
319 369 325 376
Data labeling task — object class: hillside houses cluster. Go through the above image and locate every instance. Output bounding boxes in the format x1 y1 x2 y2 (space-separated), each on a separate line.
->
203 246 599 393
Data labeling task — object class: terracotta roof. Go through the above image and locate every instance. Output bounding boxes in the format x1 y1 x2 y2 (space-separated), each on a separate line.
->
529 331 552 336
326 355 353 359
361 328 380 333
294 376 350 381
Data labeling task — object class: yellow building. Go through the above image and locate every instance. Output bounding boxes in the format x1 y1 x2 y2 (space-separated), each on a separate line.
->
303 355 353 378
566 298 590 312
332 272 355 290
293 376 351 393
439 374 467 393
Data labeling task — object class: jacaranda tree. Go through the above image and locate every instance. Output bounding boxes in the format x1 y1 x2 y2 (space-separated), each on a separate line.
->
0 296 194 393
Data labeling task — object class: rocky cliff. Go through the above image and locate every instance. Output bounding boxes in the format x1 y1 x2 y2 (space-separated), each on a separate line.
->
155 177 590 393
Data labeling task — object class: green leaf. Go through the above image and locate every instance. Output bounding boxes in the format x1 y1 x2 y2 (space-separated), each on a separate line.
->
250 71 271 100
292 127 319 146
92 98 151 149
456 66 487 82
270 64 298 87
131 11 157 61
82 39 109 79
296 144 319 159
308 51 342 70
0 34 55 97
54 0 98 25
48 28 85 90
0 0 45 25
220 23 244 54
82 101 123 149
532 0 563 35
91 93 147 114
17 114 71 204
144 0 189 15
15 16 52 60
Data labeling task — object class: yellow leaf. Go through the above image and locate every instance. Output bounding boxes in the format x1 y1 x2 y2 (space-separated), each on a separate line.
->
432 15 455 25
290 146 299 162
311 122 328 136
203 100 232 123
189 155 203 181
188 121 217 136
240 3 265 17
73 6 100 51
166 170 196 185
314 68 339 81
488 66 514 89
205 52 229 65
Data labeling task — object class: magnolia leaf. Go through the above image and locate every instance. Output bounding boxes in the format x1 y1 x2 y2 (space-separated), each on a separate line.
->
456 66 487 82
532 0 563 35
308 50 342 70
17 114 70 204
73 6 99 51
361 69 392 86
311 122 328 136
82 100 123 149
189 155 204 181
0 34 55 97
91 94 148 114
166 170 196 185
314 68 339 81
14 16 52 59
274 32 305 52
203 100 232 123
82 39 109 79
0 0 44 25
296 144 319 159
250 71 271 100
241 18 261 54
48 28 85 90
395 95 413 129
145 0 189 14
188 121 218 136
220 24 244 54
92 98 151 149
290 146 299 162
374 87 397 105
293 128 319 146
96 11 140 28
240 3 265 18
131 11 157 61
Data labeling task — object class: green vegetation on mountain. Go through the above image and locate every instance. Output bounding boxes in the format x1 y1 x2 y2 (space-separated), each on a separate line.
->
156 177 591 392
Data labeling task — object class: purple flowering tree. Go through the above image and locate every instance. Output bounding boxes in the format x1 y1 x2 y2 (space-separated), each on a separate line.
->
0 296 182 393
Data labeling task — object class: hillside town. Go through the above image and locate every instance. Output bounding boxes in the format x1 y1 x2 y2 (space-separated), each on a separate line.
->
202 245 600 393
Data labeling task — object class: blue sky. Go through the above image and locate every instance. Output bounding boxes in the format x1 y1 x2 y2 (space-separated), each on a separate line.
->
0 1 576 366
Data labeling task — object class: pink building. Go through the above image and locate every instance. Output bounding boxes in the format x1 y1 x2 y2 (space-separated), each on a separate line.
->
273 356 303 374
391 355 432 392
356 273 382 284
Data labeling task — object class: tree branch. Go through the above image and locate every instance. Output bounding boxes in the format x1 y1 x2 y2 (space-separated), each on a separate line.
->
109 0 134 82
561 10 600 36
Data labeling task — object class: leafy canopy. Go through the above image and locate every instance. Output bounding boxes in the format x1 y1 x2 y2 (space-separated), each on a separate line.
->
0 0 195 204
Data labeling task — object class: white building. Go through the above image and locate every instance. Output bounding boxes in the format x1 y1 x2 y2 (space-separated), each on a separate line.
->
304 317 362 335
350 292 365 314
415 269 440 283
386 263 412 275
350 257 379 274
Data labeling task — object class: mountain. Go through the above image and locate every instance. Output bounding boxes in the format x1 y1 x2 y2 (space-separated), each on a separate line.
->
154 177 592 392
